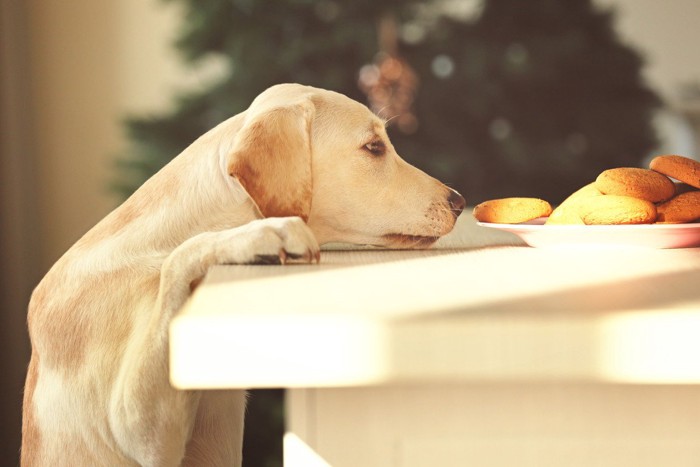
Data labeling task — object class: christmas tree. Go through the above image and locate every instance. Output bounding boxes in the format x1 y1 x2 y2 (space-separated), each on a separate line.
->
115 1 660 465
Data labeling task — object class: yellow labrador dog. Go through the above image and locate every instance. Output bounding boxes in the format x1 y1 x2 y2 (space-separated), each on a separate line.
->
22 83 464 466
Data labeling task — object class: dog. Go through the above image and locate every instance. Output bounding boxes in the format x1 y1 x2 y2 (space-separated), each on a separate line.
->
21 83 465 466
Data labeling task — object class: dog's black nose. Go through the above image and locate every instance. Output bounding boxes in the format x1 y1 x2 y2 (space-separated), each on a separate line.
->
448 190 466 217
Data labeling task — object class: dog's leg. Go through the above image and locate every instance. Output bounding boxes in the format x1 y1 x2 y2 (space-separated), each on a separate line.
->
110 217 319 466
181 390 247 466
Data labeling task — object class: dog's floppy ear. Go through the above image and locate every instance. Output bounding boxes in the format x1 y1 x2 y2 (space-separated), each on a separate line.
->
227 100 314 220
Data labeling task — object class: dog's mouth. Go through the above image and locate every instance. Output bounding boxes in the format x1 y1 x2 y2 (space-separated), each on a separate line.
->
381 234 440 249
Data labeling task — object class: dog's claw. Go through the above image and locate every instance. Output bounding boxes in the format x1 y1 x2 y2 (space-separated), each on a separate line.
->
250 254 281 265
243 249 319 266
279 248 288 265
287 249 318 263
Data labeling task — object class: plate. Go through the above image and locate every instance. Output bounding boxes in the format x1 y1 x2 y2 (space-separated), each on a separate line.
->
476 218 700 249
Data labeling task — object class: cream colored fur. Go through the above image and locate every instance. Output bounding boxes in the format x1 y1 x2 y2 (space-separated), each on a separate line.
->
22 84 464 466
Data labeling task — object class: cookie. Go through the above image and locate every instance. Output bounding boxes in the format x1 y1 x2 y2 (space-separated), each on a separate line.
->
594 167 675 203
650 155 700 189
545 183 602 225
656 191 700 223
579 195 657 225
472 197 552 224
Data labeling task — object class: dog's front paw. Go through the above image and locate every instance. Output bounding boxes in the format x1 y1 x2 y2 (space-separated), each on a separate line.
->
226 216 320 265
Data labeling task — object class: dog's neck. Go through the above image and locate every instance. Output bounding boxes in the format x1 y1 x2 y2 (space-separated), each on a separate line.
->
66 115 261 271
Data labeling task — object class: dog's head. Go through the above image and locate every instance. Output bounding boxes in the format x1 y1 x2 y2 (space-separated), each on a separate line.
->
227 83 464 248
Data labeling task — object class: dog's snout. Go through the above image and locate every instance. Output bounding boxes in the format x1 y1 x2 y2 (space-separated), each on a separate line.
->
447 190 466 218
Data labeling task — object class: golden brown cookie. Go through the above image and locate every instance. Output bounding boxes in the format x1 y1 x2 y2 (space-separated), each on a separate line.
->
579 195 657 225
650 155 700 189
472 197 552 224
545 183 602 225
656 191 700 223
594 167 675 203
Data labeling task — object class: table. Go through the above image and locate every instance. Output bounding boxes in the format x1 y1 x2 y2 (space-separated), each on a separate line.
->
170 214 700 466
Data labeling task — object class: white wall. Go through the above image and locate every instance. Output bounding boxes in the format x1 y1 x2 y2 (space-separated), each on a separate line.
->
25 0 219 271
597 0 700 102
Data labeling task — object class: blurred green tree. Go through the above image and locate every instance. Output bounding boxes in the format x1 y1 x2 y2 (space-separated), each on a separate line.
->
391 0 661 203
115 0 661 465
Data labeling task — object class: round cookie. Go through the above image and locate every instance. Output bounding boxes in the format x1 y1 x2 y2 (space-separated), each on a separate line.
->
472 197 552 224
545 208 585 225
594 167 675 203
545 183 602 225
579 195 657 225
650 155 700 189
656 191 700 223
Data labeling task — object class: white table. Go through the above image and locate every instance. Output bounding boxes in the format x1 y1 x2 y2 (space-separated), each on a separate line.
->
170 215 700 466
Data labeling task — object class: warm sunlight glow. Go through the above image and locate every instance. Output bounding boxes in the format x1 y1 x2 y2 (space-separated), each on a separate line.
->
170 313 388 388
600 310 700 383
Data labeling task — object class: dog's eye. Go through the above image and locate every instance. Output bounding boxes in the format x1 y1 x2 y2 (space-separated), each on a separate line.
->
364 140 386 157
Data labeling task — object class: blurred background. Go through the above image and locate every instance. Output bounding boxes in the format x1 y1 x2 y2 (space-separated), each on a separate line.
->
3 0 700 465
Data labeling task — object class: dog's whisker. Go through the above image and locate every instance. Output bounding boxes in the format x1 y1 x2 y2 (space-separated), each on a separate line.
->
375 105 392 120
384 113 401 127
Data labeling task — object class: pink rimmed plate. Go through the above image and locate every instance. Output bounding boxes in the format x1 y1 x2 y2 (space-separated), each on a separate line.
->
476 218 700 249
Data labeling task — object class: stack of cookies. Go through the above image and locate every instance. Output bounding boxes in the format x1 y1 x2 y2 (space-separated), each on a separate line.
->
473 155 700 225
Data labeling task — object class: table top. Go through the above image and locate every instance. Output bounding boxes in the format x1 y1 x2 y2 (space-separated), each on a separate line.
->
170 215 700 389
